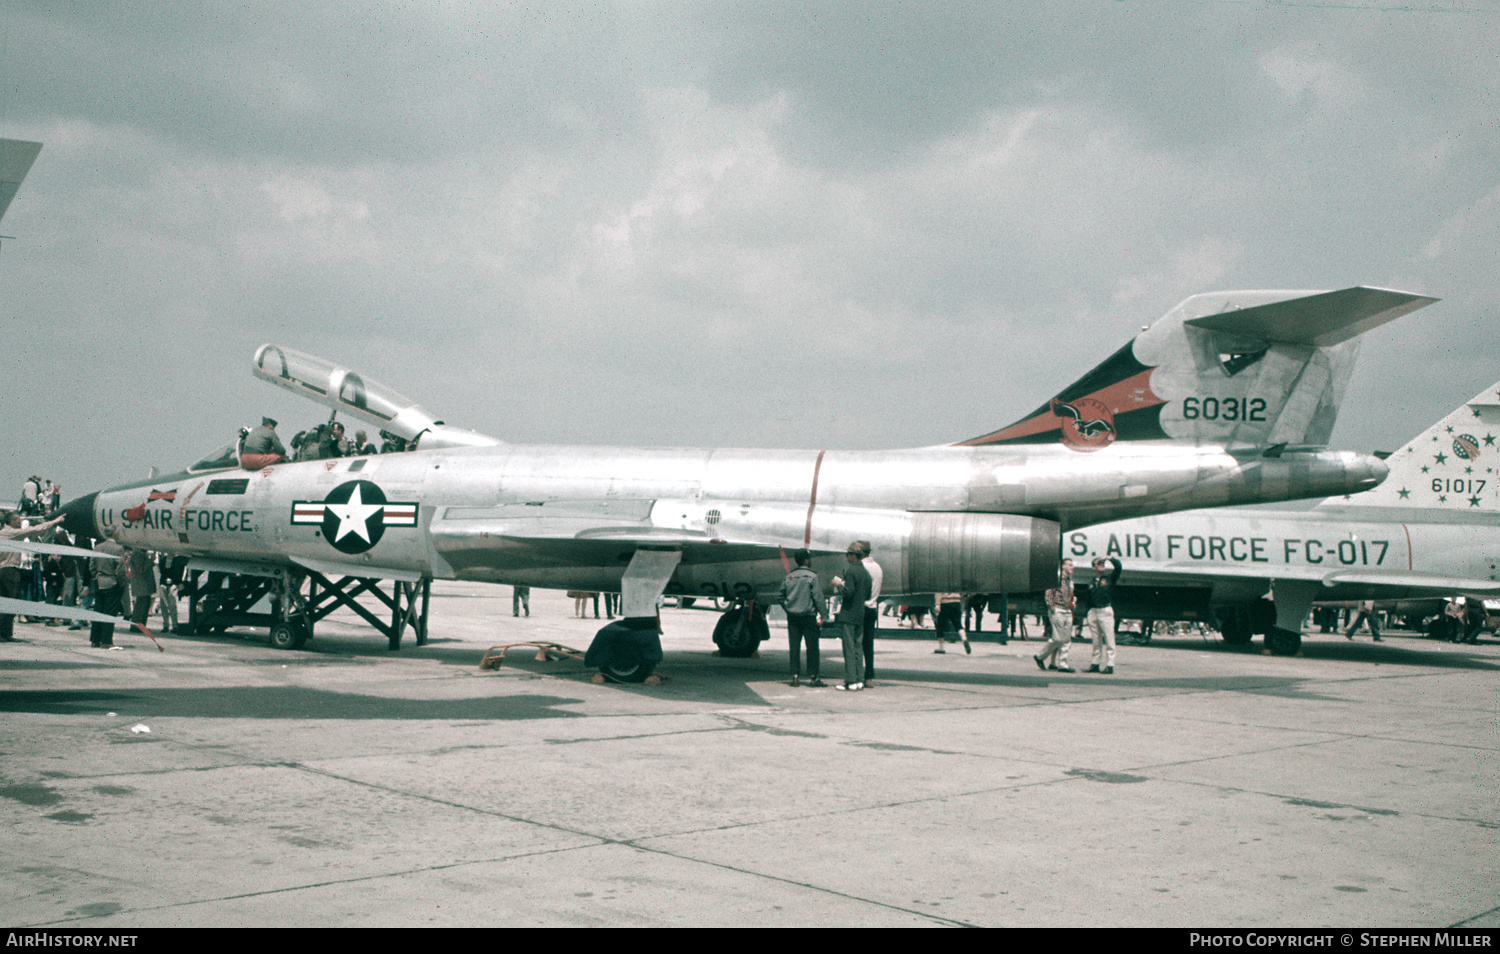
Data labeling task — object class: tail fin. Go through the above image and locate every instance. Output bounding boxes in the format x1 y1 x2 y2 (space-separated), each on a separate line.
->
0 138 42 226
957 287 1436 452
1320 379 1500 512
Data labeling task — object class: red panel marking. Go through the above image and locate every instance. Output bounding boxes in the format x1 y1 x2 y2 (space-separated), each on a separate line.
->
804 450 826 546
958 368 1162 446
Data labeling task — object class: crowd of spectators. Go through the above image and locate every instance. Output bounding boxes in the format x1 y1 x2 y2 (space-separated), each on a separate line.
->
4 478 189 641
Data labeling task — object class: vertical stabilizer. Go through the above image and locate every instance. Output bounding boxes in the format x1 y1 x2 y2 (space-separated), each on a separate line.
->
1321 380 1500 512
957 287 1436 452
0 139 42 226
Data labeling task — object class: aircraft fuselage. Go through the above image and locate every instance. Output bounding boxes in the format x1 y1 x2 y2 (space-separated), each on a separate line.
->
71 440 1385 602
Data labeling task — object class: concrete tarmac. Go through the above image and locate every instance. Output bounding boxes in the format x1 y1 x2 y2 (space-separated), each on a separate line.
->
2 584 1496 928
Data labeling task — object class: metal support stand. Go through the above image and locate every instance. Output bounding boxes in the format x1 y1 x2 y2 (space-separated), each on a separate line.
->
305 570 431 650
182 567 431 651
185 569 281 636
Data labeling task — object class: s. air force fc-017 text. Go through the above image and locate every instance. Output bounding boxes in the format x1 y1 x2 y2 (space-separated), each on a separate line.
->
56 286 1434 680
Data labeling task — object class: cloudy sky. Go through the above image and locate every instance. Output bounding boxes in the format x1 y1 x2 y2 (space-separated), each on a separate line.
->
1 1 1497 499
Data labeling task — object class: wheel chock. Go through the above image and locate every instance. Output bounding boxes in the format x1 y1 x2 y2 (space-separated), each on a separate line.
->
480 641 586 671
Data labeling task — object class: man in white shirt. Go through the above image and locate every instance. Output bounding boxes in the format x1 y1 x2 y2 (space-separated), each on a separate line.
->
857 540 883 686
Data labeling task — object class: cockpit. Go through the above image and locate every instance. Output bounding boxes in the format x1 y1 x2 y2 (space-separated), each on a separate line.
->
188 444 242 473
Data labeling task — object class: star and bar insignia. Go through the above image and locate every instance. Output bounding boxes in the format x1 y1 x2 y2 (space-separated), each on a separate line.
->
291 480 418 555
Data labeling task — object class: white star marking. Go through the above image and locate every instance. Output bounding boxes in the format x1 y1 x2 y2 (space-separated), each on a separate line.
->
325 484 383 543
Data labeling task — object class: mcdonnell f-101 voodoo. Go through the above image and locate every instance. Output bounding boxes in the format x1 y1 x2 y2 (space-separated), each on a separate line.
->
60 286 1435 680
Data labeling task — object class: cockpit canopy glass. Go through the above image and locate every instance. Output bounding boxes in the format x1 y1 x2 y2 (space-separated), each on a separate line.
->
189 444 240 473
255 346 331 396
255 344 414 422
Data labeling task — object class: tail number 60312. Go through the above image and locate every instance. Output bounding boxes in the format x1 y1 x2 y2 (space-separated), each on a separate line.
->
1182 397 1266 422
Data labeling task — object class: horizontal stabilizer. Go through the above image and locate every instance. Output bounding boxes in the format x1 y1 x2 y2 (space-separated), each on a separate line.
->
1184 286 1437 347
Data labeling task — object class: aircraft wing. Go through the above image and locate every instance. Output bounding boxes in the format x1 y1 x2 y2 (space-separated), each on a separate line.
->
438 499 846 567
184 554 427 584
493 528 840 565
0 597 133 626
0 540 121 560
0 597 162 651
1132 561 1500 595
1313 568 1500 594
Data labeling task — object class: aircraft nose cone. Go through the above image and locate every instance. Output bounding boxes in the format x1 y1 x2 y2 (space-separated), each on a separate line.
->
58 492 99 541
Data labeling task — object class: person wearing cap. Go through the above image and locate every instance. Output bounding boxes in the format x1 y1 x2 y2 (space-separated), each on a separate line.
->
830 542 872 690
777 548 826 687
1080 556 1122 673
240 417 288 469
855 540 882 684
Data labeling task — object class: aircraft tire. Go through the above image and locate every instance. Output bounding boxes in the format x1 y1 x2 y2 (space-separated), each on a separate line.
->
1265 627 1302 656
713 605 767 657
1218 613 1253 645
599 659 656 684
269 622 307 650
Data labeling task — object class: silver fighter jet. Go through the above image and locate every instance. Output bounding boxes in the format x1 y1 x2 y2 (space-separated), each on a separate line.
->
60 286 1434 679
1065 376 1500 655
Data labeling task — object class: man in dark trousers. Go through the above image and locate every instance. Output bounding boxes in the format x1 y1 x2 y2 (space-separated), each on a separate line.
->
1082 556 1122 673
777 548 826 687
856 540 882 685
831 542 872 691
90 536 127 648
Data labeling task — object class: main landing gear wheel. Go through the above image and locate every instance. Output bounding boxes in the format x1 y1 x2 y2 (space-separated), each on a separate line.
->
585 618 664 683
599 657 656 684
1265 627 1302 656
269 619 309 650
713 603 768 657
1219 613 1254 646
